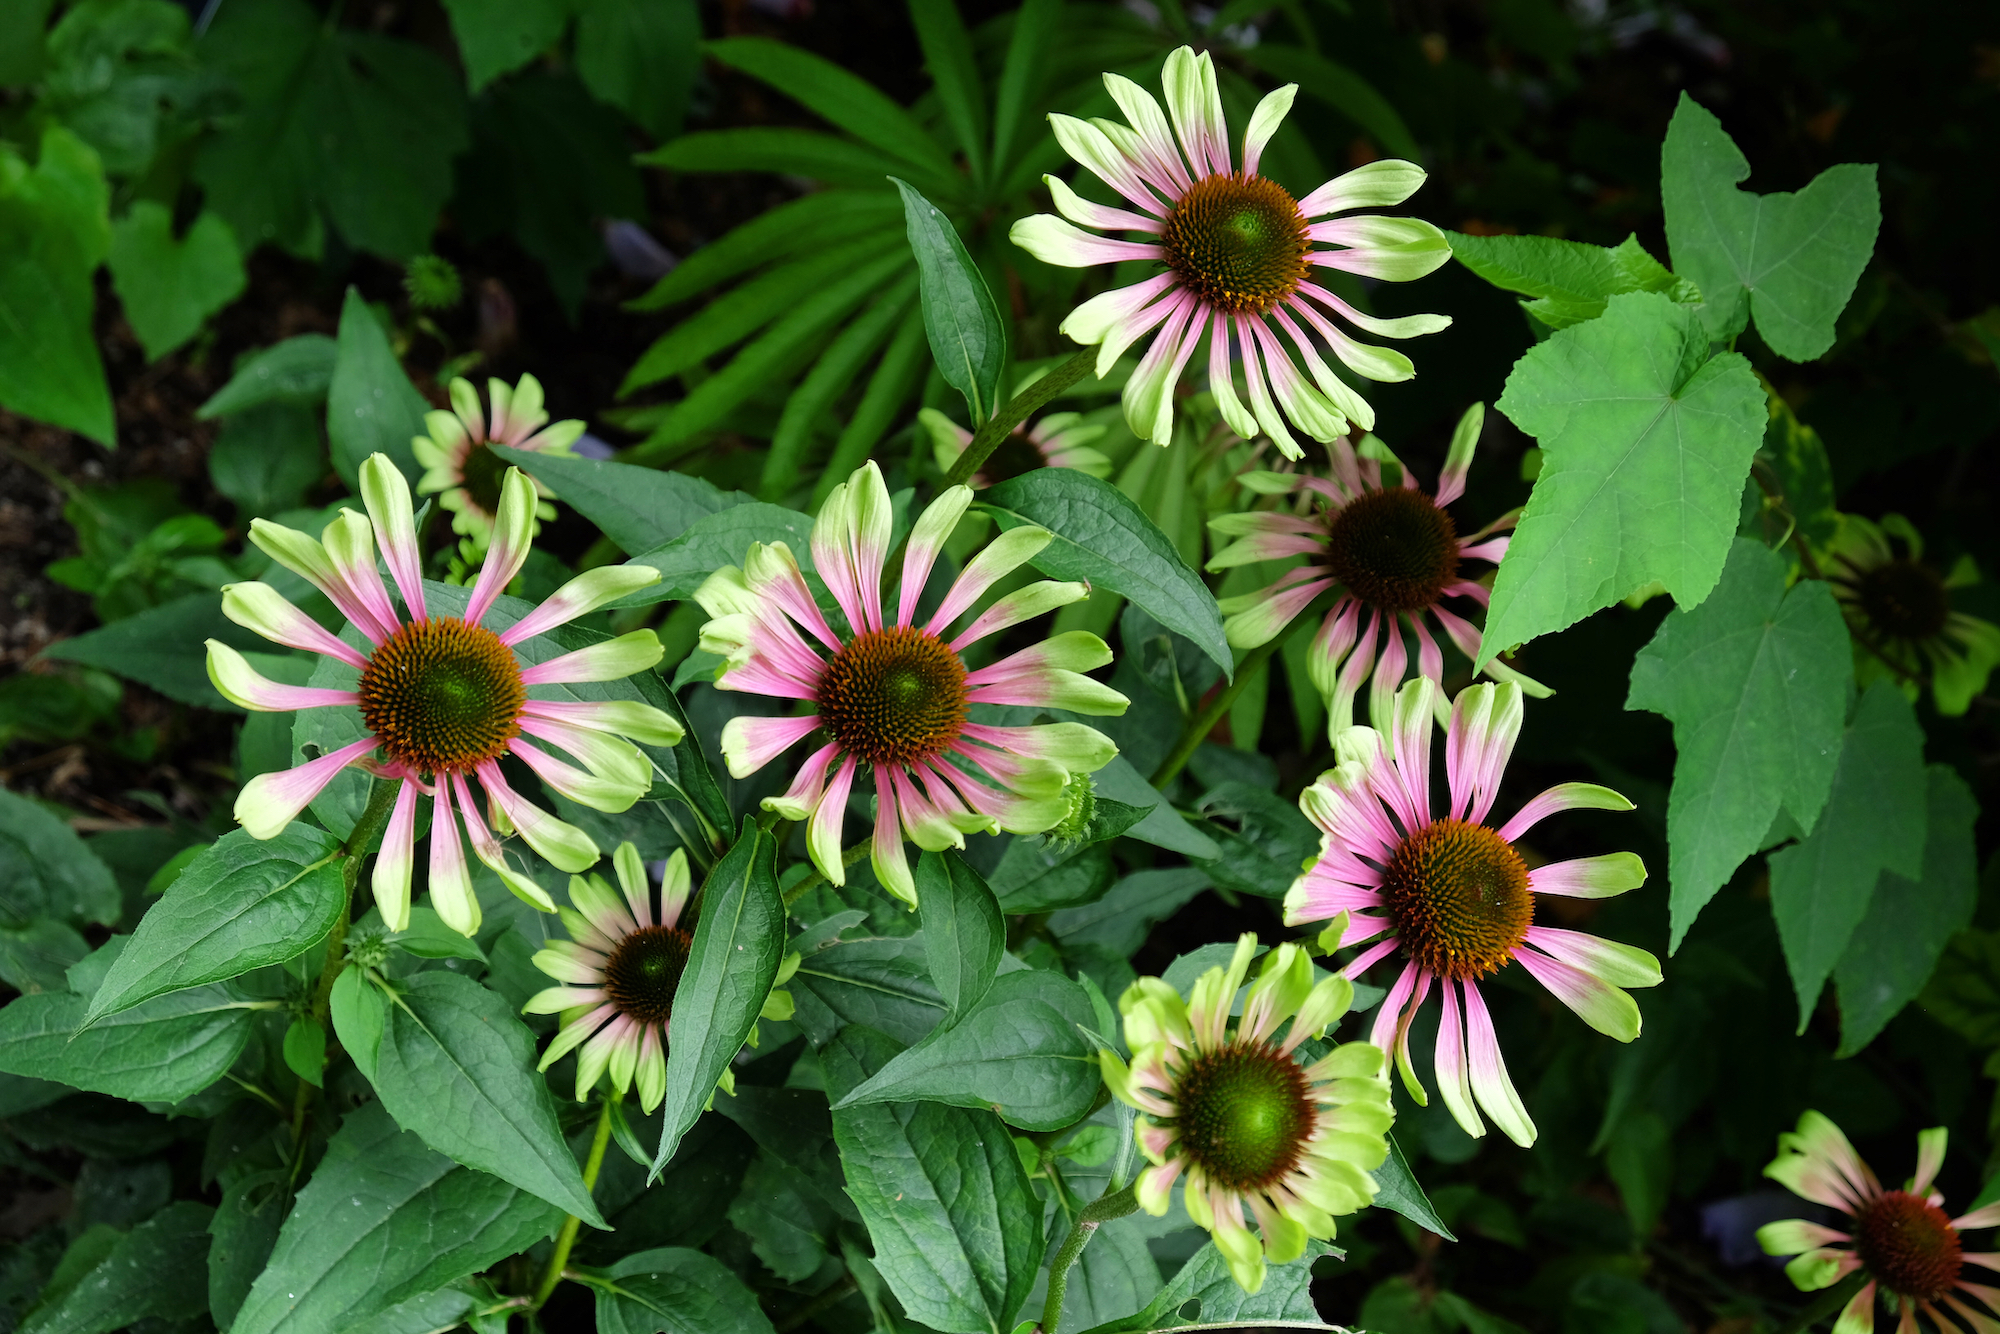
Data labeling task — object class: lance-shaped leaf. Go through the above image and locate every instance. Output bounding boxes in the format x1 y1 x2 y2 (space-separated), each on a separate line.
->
369 970 607 1226
1834 766 1980 1056
835 969 1100 1132
788 934 948 1048
0 783 120 928
1077 1238 1334 1334
615 503 817 608
650 819 785 1177
983 470 1231 678
1661 93 1880 359
1769 682 1928 1030
823 1025 1042 1334
85 826 343 1023
915 850 1004 1019
1626 539 1850 949
229 1104 563 1334
893 178 1006 422
0 981 255 1104
197 334 338 418
326 286 428 488
581 1246 776 1334
19 1200 212 1334
1369 1134 1457 1241
1484 291 1767 663
490 446 747 556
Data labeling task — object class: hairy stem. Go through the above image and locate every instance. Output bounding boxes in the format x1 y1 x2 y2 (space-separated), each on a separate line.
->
1039 1181 1140 1334
1149 637 1285 788
942 346 1098 489
783 840 874 907
531 1095 618 1310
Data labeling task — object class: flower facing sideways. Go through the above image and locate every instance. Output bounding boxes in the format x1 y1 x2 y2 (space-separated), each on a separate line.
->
1209 408 1544 738
1285 678 1659 1146
1758 1111 2000 1333
1011 46 1451 454
1827 513 2000 718
205 454 680 936
919 407 1113 488
525 842 796 1112
1100 931 1392 1295
695 462 1128 906
414 373 584 548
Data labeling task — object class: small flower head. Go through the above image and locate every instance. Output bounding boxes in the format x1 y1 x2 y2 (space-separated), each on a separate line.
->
1011 46 1451 454
527 843 695 1112
1101 931 1392 1295
1827 514 2000 716
414 374 584 548
207 453 680 935
695 462 1127 905
1285 677 1659 1146
404 254 463 311
920 407 1114 488
1757 1111 2000 1332
1210 406 1543 737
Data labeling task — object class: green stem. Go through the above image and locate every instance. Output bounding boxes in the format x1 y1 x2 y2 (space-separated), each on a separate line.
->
783 840 874 907
530 1096 618 1311
1774 1269 1867 1334
943 346 1097 489
1148 637 1285 788
1039 1181 1139 1334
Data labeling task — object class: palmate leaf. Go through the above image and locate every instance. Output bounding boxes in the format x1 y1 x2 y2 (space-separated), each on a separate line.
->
0 125 113 445
1482 291 1767 663
105 203 246 362
573 0 701 139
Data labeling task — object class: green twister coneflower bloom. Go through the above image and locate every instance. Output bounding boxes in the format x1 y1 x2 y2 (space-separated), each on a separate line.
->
1099 929 1393 1295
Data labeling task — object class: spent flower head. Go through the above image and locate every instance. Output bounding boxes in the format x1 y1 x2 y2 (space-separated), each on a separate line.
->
1757 1111 2000 1332
404 254 463 311
694 462 1127 906
1101 930 1393 1295
1011 46 1451 454
1285 678 1659 1146
1827 513 2000 717
205 454 679 935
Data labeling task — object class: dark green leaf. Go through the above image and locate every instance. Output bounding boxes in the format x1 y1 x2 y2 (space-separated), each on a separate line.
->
1770 682 1928 1028
389 905 488 962
105 203 244 362
493 447 749 559
41 589 267 710
229 1104 563 1334
18 1200 211 1334
439 0 566 91
1626 539 1851 948
1047 868 1210 958
638 127 919 191
909 0 987 178
1762 398 1838 550
616 503 819 608
1920 929 2000 1052
0 983 253 1104
1485 291 1768 662
573 0 699 139
990 840 1114 915
0 785 120 928
983 470 1231 678
916 850 1004 1018
195 0 468 258
789 935 948 1048
650 820 785 1175
584 1246 777 1334
196 334 339 418
834 969 1101 1132
1834 766 1979 1055
893 178 1006 422
208 1169 288 1331
725 1152 835 1282
1661 93 1880 359
1370 1134 1457 1241
0 919 90 994
282 1016 325 1086
209 401 325 517
329 963 386 1081
823 1025 1042 1334
370 969 606 1225
628 190 901 312
0 126 113 445
1193 782 1318 899
84 826 343 1023
326 285 427 488
1091 755 1221 859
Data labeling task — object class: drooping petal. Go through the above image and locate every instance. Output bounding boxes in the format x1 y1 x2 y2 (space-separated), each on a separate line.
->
499 565 662 646
720 713 824 778
477 760 600 873
1461 981 1535 1147
428 782 480 937
808 756 860 886
234 737 378 839
519 629 666 685
220 582 370 668
1512 946 1642 1041
372 779 421 933
206 641 359 713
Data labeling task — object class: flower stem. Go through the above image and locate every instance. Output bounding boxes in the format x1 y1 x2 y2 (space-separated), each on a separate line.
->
782 840 874 907
1773 1268 1867 1334
530 1095 618 1311
1039 1180 1139 1334
942 346 1098 489
1149 637 1285 788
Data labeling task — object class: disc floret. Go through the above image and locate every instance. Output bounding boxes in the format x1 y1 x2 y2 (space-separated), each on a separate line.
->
1757 1112 2000 1331
1101 931 1393 1296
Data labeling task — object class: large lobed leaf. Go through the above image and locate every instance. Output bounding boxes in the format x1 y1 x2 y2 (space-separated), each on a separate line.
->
1626 539 1850 949
0 125 113 444
1484 291 1767 663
